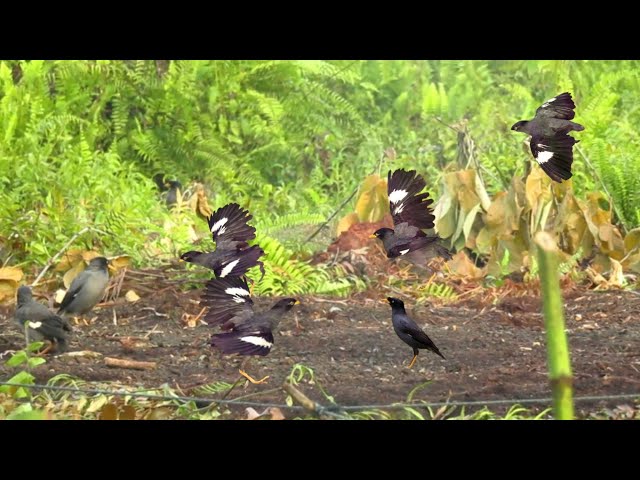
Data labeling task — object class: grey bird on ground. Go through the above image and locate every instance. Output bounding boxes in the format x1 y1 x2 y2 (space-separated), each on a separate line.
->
57 257 110 317
15 286 72 354
371 169 451 270
384 297 445 369
202 276 299 384
511 92 584 183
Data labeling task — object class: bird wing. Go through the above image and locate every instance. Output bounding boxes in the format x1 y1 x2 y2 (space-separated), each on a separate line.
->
32 315 72 340
210 326 274 356
213 245 265 280
201 276 255 330
208 203 256 251
535 92 576 120
387 169 435 230
57 270 90 313
529 133 576 183
397 316 445 359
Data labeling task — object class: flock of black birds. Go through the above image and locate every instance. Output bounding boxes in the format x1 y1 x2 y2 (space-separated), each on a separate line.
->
12 93 583 383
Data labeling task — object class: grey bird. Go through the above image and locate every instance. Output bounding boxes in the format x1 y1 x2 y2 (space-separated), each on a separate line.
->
371 169 451 270
202 276 299 384
511 92 585 183
15 286 72 354
384 297 445 369
57 257 110 317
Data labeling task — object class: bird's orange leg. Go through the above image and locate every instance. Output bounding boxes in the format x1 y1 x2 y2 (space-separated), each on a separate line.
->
35 341 54 357
239 369 270 384
408 354 418 369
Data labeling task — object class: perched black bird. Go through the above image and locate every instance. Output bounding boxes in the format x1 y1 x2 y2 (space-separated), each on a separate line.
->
371 169 451 269
511 92 584 183
57 257 110 318
153 173 183 208
384 297 445 368
202 276 298 383
15 286 72 354
180 202 265 280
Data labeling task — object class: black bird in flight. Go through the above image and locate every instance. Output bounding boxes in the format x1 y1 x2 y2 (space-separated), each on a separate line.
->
202 276 299 384
384 297 445 369
370 169 451 269
181 203 265 280
511 92 584 183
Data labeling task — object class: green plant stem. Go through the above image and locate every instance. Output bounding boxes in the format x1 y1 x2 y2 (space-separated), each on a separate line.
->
535 232 574 420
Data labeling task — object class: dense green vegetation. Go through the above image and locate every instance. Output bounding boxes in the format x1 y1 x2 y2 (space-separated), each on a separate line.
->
1 60 638 288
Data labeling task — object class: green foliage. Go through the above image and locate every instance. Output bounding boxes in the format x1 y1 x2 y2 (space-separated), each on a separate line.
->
2 59 640 291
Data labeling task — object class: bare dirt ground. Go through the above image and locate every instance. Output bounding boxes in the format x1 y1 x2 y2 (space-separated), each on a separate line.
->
1 268 639 418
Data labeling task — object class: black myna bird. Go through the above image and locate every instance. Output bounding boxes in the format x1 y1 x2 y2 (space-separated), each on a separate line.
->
153 173 182 208
181 202 265 280
511 92 584 183
384 297 445 369
57 257 110 319
15 286 72 354
202 276 299 384
371 169 451 269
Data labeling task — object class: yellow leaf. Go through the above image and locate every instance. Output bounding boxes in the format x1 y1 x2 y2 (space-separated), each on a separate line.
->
63 261 86 289
54 249 85 272
336 213 359 237
109 255 132 272
0 280 18 302
98 403 118 420
0 266 23 282
81 251 101 262
355 174 388 223
624 228 640 254
125 290 140 302
54 289 66 304
447 251 485 280
525 166 552 211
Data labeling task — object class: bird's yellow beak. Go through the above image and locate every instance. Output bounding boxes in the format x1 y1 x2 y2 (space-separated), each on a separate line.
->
369 234 377 239
379 298 389 305
294 300 300 305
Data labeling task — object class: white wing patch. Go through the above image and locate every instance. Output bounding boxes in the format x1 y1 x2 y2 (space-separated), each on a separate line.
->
394 204 405 215
219 259 240 278
225 287 250 303
210 217 228 234
27 321 42 329
240 335 273 348
388 189 408 204
541 97 556 108
536 151 554 164
399 249 410 255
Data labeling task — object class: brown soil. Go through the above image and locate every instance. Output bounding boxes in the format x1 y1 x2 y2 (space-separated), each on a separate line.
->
1 273 639 418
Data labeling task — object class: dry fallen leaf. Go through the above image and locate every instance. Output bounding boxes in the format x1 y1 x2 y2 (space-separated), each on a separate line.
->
125 290 140 302
109 255 132 272
63 261 86 289
0 266 23 282
0 280 18 302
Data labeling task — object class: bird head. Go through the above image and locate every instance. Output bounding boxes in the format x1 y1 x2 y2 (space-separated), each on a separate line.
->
271 298 300 312
17 285 33 305
370 228 394 241
88 257 109 270
385 297 405 309
167 180 182 190
179 251 201 263
510 120 529 132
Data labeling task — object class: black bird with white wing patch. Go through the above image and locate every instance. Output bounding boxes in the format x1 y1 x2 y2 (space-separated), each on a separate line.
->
511 92 584 183
181 203 265 280
202 276 298 383
15 286 72 354
370 169 451 268
384 297 445 369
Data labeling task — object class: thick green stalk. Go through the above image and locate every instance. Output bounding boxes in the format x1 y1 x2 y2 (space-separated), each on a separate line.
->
535 232 574 420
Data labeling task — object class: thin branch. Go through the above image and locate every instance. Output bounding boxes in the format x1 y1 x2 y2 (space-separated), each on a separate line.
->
31 227 90 287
